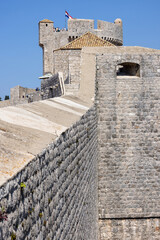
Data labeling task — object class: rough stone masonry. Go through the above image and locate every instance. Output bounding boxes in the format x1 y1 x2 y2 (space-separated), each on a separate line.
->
96 46 160 239
0 106 98 240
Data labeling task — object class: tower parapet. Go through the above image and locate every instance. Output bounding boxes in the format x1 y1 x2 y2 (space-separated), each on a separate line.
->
68 19 94 33
67 19 123 45
39 18 123 74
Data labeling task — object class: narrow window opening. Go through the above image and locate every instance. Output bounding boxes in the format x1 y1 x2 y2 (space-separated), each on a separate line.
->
116 62 140 78
46 24 48 27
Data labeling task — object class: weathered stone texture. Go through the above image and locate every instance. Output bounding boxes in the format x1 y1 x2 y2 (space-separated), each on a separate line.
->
96 20 123 45
96 49 160 238
68 19 95 34
53 51 70 80
0 106 98 240
99 219 160 240
39 21 56 74
53 50 81 93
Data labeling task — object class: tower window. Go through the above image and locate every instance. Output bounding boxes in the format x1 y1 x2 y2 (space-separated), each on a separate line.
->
46 24 48 27
116 62 140 78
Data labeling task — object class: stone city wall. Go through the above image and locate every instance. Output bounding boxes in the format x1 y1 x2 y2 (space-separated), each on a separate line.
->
99 219 160 240
96 49 160 239
0 106 98 240
10 86 39 105
0 100 11 108
27 91 41 103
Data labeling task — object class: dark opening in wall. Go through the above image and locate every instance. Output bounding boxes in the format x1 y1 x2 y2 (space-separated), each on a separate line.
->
69 36 72 42
116 62 140 77
49 88 53 98
46 24 48 27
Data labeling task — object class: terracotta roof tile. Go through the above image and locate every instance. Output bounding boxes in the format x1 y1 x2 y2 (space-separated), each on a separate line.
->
61 32 115 49
39 19 53 23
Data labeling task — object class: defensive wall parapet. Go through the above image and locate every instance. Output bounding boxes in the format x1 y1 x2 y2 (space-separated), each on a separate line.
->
0 106 98 240
39 18 123 47
10 85 41 105
68 19 123 46
96 46 160 239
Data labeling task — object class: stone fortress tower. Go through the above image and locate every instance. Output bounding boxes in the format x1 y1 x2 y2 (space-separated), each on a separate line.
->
1 15 160 240
39 18 123 75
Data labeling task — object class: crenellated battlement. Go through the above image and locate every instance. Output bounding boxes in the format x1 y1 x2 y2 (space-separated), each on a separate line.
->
39 18 123 74
67 19 123 45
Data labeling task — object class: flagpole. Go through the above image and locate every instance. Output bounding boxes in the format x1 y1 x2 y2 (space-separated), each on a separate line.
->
65 9 66 30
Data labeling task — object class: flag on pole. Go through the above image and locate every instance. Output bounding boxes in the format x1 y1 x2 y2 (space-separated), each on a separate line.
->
65 11 73 19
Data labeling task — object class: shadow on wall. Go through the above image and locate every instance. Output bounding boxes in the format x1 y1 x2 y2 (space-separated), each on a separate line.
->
116 62 140 77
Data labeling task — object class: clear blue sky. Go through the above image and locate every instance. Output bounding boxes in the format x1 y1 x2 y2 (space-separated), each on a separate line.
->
0 0 160 100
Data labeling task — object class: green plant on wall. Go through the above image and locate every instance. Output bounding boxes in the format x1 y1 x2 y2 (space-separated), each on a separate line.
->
20 182 26 199
20 182 26 188
11 232 16 240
